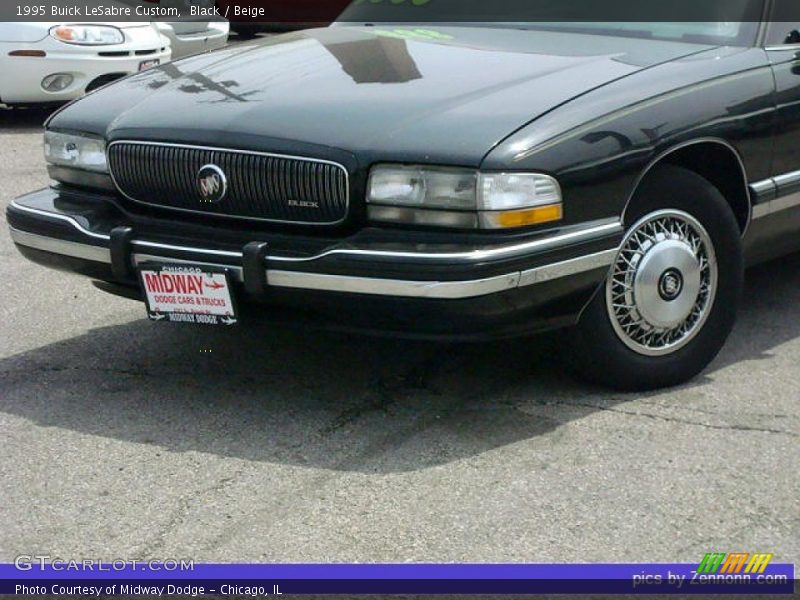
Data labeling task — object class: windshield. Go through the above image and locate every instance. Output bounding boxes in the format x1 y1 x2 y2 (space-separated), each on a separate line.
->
337 0 765 46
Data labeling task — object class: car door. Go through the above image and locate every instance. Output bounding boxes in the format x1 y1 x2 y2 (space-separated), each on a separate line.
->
765 3 800 191
759 3 800 254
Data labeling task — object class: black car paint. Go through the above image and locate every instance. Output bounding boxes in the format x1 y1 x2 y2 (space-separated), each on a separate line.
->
44 27 780 226
46 28 717 168
11 20 800 337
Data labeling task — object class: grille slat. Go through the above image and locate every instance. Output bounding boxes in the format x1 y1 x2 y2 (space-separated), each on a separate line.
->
251 154 262 212
108 142 349 225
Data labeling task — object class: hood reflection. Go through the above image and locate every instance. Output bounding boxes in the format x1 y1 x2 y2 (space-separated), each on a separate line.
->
138 61 256 103
322 32 422 84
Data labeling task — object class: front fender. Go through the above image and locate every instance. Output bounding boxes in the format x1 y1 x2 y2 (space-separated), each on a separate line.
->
483 46 775 228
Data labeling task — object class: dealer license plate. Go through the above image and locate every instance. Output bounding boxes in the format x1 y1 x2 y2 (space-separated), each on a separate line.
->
139 59 160 71
138 263 238 326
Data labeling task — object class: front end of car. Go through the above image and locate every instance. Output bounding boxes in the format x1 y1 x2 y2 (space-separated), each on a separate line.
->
0 23 171 105
7 124 622 339
3 10 772 388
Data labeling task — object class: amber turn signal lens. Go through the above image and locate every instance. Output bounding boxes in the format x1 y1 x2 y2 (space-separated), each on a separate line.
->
8 50 47 57
51 26 75 41
481 203 563 229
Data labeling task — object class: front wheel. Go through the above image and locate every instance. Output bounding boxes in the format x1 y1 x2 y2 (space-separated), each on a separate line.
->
567 166 744 391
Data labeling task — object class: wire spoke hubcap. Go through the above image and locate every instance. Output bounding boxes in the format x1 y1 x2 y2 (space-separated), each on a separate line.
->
606 210 718 357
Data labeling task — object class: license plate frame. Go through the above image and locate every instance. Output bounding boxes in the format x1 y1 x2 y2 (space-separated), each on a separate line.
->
137 262 239 326
138 59 160 71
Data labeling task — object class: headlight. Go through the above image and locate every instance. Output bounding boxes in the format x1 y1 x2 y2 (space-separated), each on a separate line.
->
44 131 107 173
367 165 562 229
50 25 124 46
368 165 478 210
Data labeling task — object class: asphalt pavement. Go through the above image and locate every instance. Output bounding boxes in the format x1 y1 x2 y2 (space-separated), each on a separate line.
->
1 100 798 567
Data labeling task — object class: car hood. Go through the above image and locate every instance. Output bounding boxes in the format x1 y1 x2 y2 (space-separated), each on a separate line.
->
55 26 713 167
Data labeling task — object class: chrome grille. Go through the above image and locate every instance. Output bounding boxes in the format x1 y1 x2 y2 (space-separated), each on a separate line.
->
107 142 349 225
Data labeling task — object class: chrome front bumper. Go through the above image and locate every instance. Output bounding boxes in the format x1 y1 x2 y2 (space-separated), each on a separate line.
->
9 199 621 300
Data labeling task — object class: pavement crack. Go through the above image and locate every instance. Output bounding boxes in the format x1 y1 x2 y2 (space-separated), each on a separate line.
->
639 399 789 420
140 468 247 557
0 365 178 380
549 400 799 437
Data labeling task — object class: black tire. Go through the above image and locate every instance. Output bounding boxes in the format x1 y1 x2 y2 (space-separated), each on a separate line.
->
230 24 262 39
567 165 744 391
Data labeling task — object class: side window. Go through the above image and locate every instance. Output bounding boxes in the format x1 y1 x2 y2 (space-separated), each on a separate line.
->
766 0 800 46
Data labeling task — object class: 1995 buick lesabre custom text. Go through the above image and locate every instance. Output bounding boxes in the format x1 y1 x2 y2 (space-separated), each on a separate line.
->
8 0 800 390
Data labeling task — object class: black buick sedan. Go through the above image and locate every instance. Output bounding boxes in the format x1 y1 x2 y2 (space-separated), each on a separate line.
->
8 1 800 390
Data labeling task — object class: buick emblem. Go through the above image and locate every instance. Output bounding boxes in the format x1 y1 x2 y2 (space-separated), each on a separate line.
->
658 268 684 302
197 164 227 204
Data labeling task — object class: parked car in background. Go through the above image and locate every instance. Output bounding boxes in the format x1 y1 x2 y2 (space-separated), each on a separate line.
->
0 22 170 106
125 0 229 59
9 0 800 390
216 0 350 36
155 20 229 60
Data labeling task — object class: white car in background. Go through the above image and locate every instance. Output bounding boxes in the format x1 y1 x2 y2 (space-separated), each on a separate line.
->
154 19 229 60
0 22 171 105
126 0 229 60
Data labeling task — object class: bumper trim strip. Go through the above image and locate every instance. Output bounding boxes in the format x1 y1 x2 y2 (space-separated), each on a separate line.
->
266 270 522 299
9 200 622 264
520 249 616 286
11 228 616 300
9 228 111 263
9 202 111 240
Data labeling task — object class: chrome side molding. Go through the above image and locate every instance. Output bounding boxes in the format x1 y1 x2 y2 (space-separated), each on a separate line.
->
750 171 800 220
751 192 800 219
